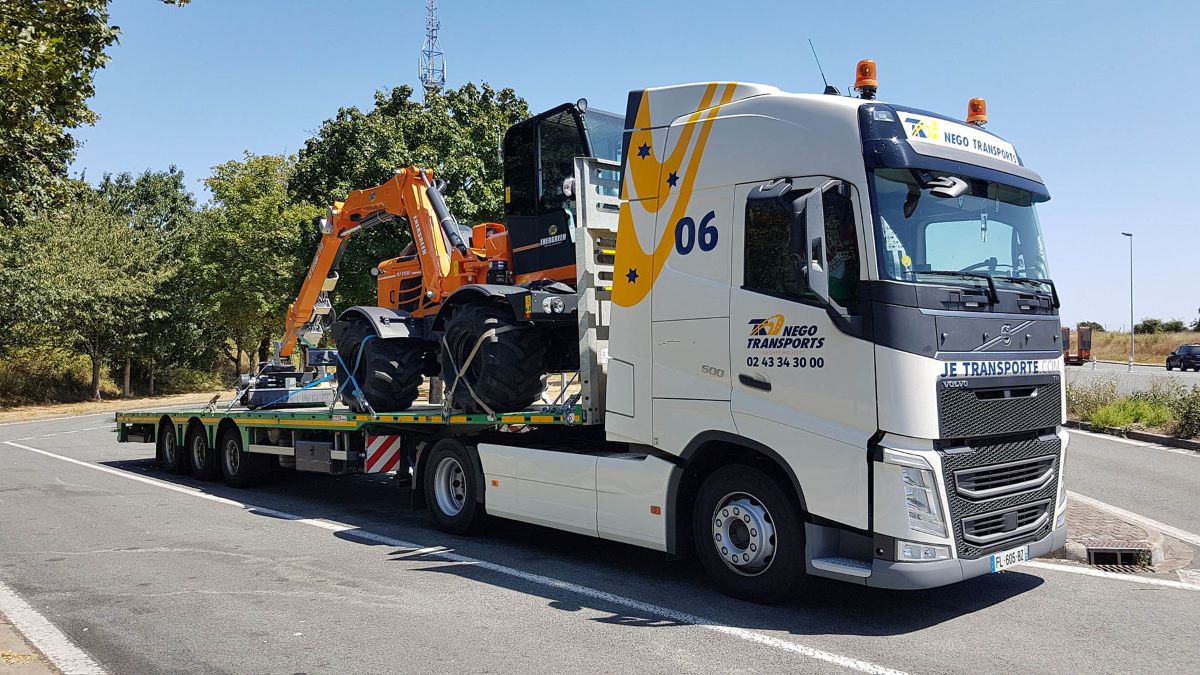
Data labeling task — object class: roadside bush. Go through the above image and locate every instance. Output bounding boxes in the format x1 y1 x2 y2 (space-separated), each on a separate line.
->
0 347 119 407
1169 385 1200 439
1089 399 1174 430
154 366 223 395
1066 376 1118 421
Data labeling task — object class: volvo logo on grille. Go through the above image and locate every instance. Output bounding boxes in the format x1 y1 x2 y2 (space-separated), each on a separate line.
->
1000 324 1012 346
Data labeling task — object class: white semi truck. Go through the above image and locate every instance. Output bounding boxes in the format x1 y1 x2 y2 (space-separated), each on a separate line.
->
118 64 1067 603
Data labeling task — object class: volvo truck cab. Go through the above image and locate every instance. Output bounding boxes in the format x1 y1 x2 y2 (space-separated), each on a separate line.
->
605 68 1065 595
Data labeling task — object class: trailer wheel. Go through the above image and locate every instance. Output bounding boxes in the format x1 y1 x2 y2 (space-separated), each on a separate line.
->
157 422 188 474
219 427 269 488
335 318 425 413
423 439 485 534
440 303 546 414
692 464 806 604
187 426 220 481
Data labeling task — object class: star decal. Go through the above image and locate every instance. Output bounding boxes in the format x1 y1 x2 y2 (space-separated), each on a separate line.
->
637 143 651 159
666 171 679 188
625 268 639 284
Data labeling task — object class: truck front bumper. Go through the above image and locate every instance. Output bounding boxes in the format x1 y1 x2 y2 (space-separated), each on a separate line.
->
866 523 1068 590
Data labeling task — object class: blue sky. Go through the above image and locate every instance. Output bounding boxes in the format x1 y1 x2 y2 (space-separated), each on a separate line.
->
72 0 1198 330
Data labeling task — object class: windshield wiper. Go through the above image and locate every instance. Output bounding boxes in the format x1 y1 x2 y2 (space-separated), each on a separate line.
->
994 276 1061 308
917 270 1000 305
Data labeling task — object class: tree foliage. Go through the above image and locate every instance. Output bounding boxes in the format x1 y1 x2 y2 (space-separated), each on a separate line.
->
1077 321 1105 332
201 152 322 372
290 83 528 307
0 0 119 227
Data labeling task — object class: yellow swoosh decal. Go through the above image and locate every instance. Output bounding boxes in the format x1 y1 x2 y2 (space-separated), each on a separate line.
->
612 83 737 308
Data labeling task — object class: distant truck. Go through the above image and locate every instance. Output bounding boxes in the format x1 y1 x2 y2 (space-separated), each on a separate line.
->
117 63 1068 603
1061 327 1092 366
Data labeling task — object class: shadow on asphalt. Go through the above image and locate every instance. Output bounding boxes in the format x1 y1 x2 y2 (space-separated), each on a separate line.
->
102 457 1044 639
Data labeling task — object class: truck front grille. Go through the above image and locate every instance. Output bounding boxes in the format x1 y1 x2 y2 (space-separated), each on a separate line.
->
954 455 1056 500
937 379 1062 439
939 434 1061 559
961 500 1051 546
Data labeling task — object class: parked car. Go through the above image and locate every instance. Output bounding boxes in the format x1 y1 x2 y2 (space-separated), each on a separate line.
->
1166 344 1200 371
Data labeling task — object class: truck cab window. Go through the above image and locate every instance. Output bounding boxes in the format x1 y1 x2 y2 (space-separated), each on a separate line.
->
538 110 585 208
744 187 815 303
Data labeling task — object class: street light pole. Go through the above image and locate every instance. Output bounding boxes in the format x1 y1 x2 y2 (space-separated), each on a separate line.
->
1122 232 1134 371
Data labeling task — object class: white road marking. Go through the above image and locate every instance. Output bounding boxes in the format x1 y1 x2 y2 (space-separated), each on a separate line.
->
1067 491 1200 548
0 577 106 674
1178 569 1200 584
0 412 112 427
4 440 907 675
1068 429 1198 457
1021 560 1200 592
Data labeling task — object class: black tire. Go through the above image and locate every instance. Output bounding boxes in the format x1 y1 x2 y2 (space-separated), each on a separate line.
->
692 464 806 604
422 439 485 534
440 303 546 413
1166 362 1173 371
219 426 270 488
334 318 425 413
157 421 188 474
186 426 221 481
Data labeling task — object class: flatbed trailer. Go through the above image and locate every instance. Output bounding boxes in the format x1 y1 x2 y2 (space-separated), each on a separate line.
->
116 81 1072 602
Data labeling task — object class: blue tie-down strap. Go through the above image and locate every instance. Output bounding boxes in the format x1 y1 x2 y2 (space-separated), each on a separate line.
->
333 335 375 411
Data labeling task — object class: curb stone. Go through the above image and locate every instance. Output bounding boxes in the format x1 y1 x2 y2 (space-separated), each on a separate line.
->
1064 420 1200 453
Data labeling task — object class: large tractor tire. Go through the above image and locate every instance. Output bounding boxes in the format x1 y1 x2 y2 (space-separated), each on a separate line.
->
334 318 425 413
440 303 546 414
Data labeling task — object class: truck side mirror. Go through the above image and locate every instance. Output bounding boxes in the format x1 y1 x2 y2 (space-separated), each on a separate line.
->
805 193 829 303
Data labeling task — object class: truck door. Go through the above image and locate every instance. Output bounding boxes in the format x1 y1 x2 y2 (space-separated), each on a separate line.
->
728 177 877 530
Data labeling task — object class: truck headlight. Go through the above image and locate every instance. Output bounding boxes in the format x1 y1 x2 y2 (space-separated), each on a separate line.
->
901 466 947 537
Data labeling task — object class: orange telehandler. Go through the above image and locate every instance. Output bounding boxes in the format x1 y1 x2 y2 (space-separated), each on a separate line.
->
243 100 622 414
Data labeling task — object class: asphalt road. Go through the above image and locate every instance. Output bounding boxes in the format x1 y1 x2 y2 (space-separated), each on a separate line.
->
1065 430 1200 533
1067 360 1200 394
2 414 1199 674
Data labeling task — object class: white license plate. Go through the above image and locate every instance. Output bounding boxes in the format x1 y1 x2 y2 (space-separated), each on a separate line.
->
990 545 1030 572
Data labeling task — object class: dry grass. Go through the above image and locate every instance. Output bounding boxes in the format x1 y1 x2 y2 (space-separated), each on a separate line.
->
1087 331 1200 364
0 390 234 424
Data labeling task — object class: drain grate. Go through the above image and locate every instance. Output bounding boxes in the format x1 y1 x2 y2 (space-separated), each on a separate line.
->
1085 543 1151 568
1093 564 1149 574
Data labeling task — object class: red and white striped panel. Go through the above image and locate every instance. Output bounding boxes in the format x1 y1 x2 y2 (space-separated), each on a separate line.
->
365 435 403 474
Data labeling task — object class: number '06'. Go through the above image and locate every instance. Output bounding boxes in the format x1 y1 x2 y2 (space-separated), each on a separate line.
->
674 211 718 255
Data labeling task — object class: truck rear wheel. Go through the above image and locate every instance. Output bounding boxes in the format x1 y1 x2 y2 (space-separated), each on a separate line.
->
335 318 425 413
692 464 806 604
422 439 485 534
219 427 270 488
187 426 221 481
157 422 188 474
440 303 545 414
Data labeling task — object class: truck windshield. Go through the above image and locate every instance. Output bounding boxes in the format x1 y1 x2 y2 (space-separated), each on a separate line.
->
871 168 1050 293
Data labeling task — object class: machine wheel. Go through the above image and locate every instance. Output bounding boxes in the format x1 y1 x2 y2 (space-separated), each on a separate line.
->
1167 362 1174 371
422 439 485 534
440 303 546 414
335 318 425 413
692 463 806 604
157 422 188 474
219 426 270 488
187 425 221 481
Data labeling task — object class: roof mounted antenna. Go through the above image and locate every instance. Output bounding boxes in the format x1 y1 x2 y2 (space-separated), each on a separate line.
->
808 39 840 95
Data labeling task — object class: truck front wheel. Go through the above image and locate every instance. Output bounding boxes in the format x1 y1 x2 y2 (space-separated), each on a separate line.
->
422 439 485 534
692 464 806 604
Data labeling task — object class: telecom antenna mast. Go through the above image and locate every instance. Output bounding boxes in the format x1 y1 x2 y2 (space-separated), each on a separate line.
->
418 0 446 94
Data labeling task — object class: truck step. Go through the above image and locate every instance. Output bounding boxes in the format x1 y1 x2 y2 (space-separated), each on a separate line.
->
810 557 872 578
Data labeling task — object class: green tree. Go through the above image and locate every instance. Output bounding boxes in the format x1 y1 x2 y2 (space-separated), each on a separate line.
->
1077 321 1105 332
200 152 322 374
0 0 119 227
289 82 528 307
98 166 219 394
17 184 168 398
1162 319 1187 333
1134 318 1163 334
